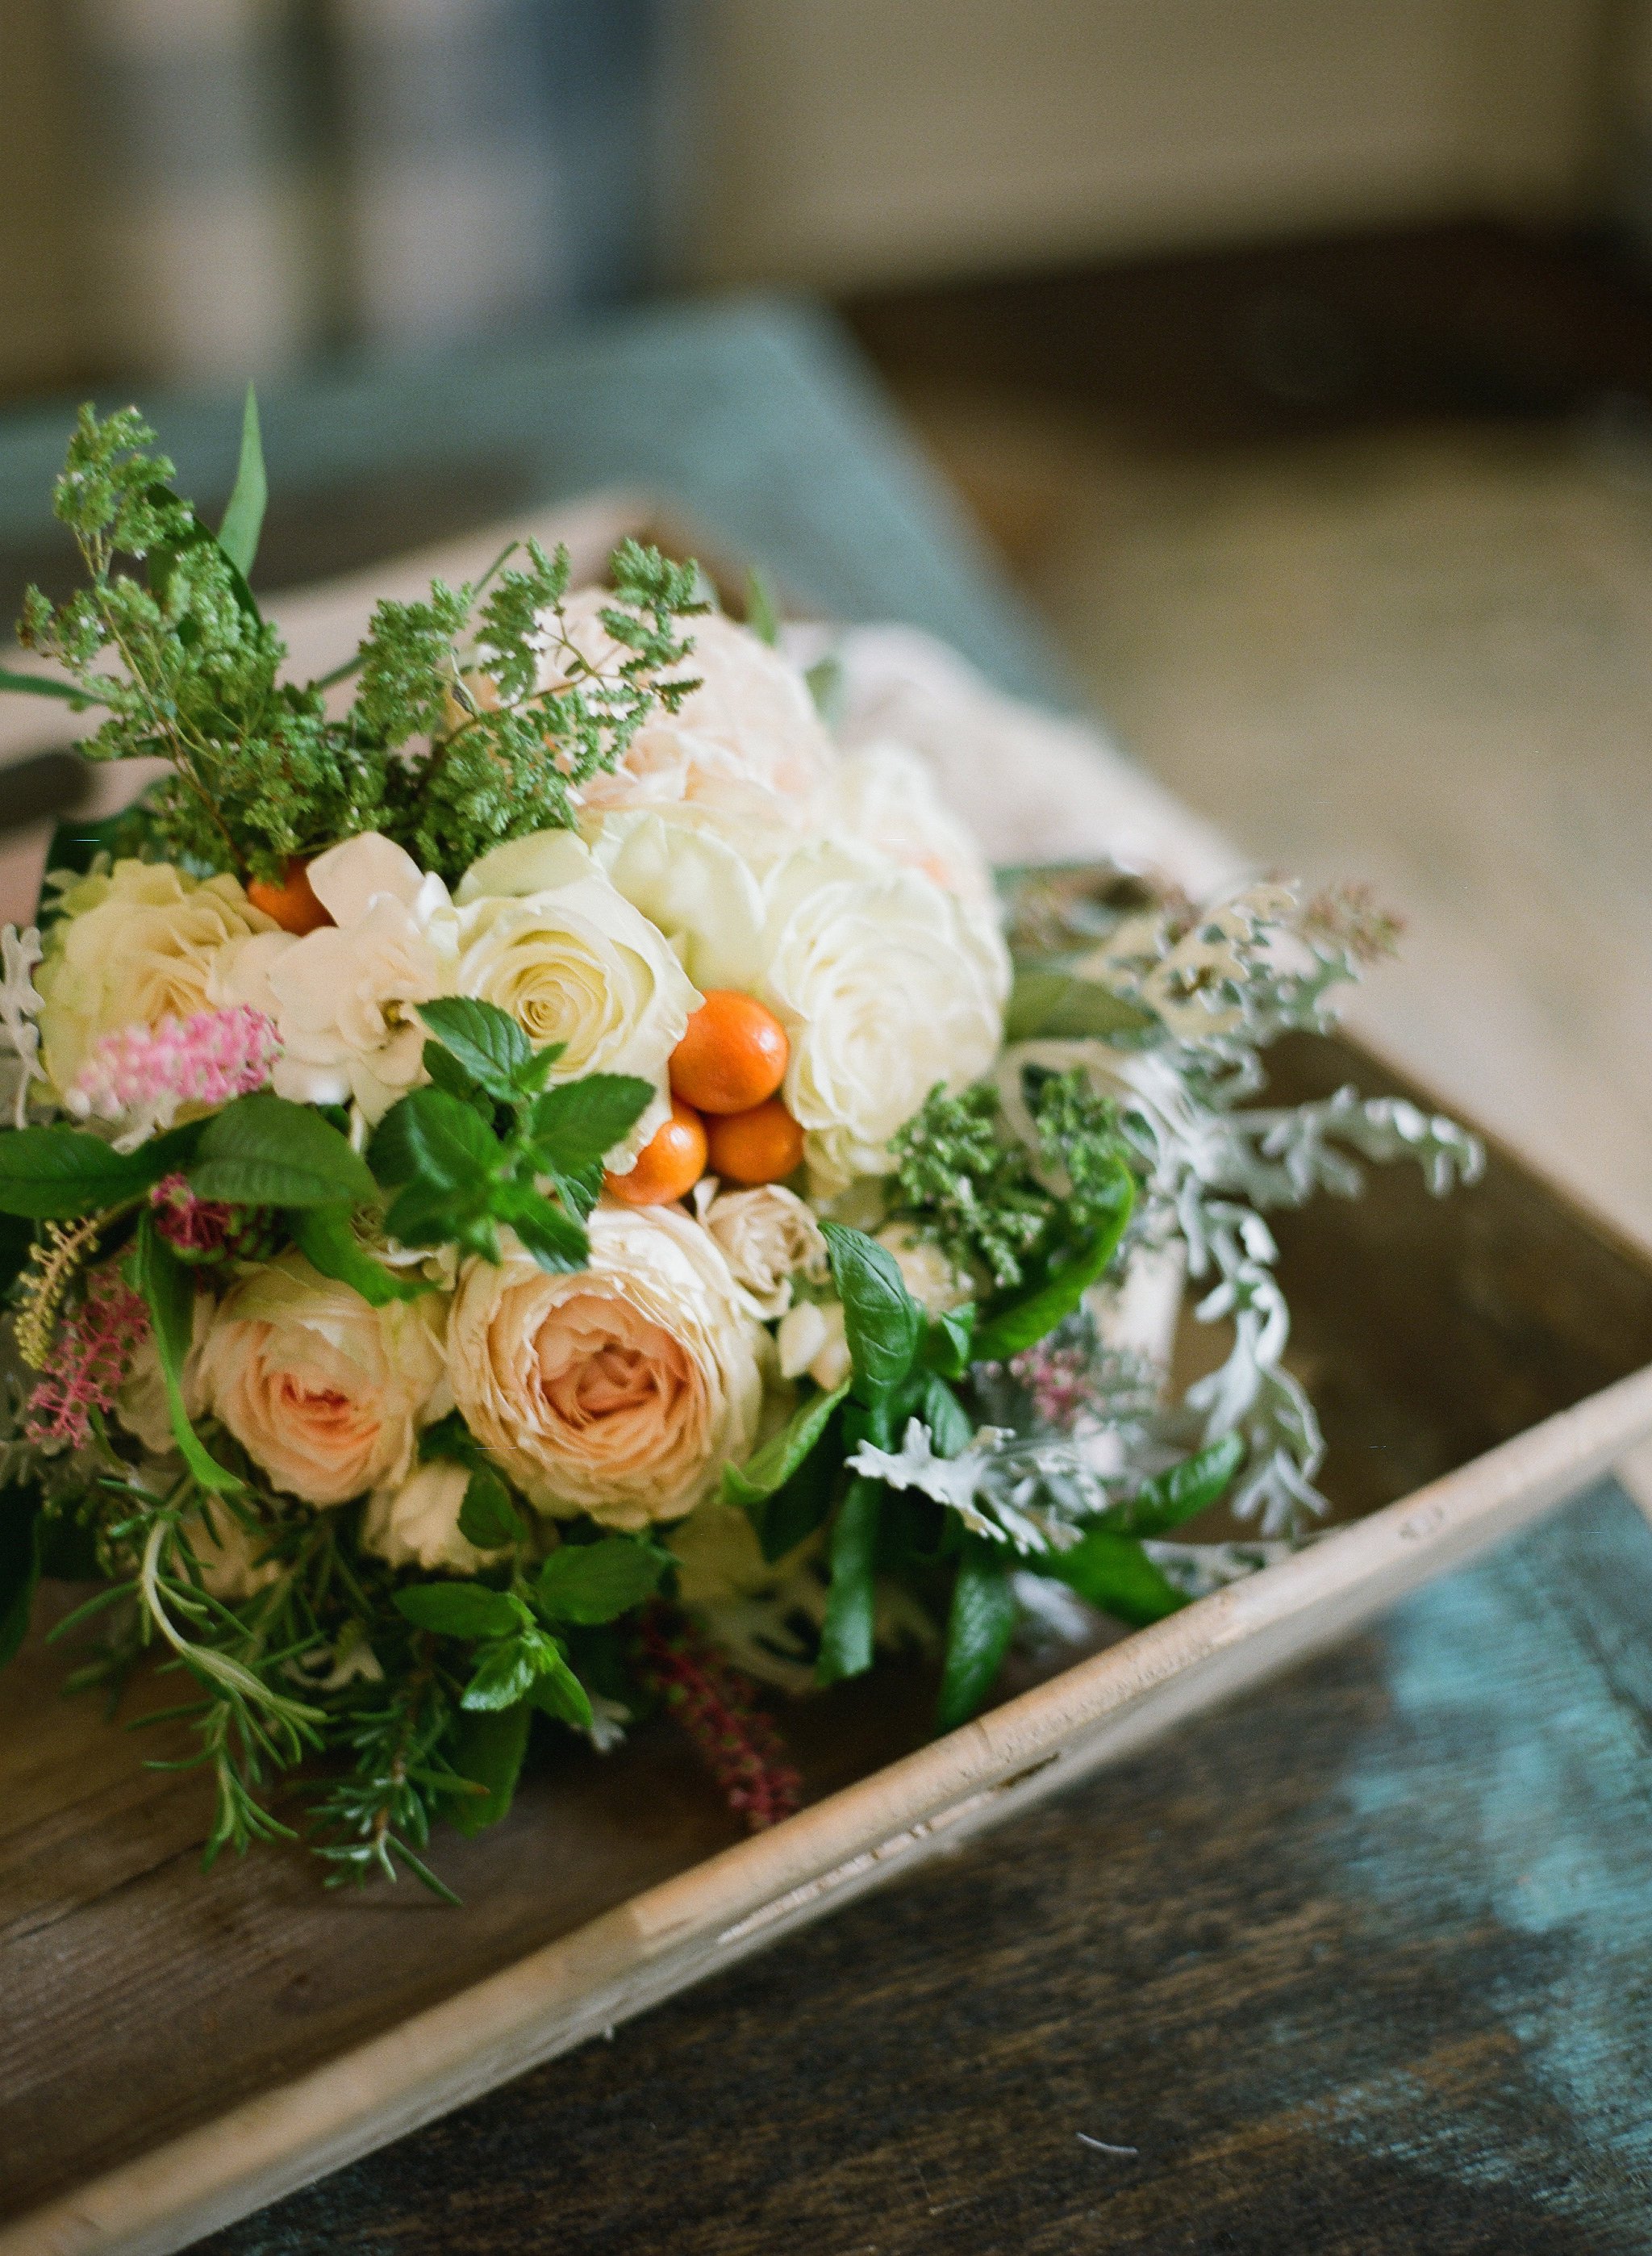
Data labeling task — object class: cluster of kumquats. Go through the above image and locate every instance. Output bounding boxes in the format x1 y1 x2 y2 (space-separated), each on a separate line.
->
612 992 799 1205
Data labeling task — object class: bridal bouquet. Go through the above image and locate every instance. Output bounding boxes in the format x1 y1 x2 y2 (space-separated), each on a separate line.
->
0 403 1480 1896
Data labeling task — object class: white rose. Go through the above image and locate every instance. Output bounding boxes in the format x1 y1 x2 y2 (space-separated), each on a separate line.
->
546 598 835 824
775 1297 852 1391
446 1203 764 1528
874 1222 973 1314
767 860 1009 1194
695 1181 827 1320
832 739 996 913
453 833 700 1164
36 860 276 1100
362 1460 503 1574
193 1252 449 1506
212 833 457 1123
585 805 779 993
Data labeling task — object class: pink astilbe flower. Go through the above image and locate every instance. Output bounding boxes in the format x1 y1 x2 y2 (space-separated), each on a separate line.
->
636 1606 803 1833
1009 1339 1094 1430
71 1005 280 1123
25 1268 150 1451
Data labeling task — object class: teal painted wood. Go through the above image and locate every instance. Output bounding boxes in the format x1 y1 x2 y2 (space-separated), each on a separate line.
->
0 296 1081 714
194 1482 1652 2255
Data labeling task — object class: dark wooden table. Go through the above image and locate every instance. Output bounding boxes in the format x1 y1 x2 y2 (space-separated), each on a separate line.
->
4 299 1651 2255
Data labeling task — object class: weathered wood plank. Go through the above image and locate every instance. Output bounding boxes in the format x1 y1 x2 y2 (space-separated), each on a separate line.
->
188 1481 1652 2256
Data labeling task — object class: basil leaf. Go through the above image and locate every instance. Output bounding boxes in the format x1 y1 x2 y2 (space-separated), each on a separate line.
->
936 1539 1017 1733
0 666 105 708
290 1204 434 1306
1036 1530 1187 1627
190 1094 376 1209
457 1466 522 1551
820 1222 924 1407
0 1127 149 1219
723 1380 849 1508
127 1211 241 1493
394 1582 522 1640
417 997 532 1100
749 1441 839 1565
1004 967 1156 1042
922 1304 975 1380
816 1475 881 1684
525 1643 594 1732
0 1493 43 1670
528 1076 654 1170
971 1160 1135 1361
536 1536 665 1625
916 1372 974 1458
1096 1433 1245 1537
215 383 267 578
447 1702 530 1836
369 1086 497 1194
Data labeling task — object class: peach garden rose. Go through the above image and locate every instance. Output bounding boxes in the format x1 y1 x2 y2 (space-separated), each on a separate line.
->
445 1202 765 1529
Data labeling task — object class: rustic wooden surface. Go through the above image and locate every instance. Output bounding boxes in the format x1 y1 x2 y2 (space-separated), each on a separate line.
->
4 301 1652 2250
185 1478 1652 2256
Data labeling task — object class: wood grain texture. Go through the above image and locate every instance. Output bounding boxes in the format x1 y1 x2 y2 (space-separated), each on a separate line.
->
184 1480 1652 2256
5 1028 1652 2249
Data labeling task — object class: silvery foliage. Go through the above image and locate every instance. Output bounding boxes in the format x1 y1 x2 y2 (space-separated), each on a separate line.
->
1009 879 1483 1539
0 923 44 1130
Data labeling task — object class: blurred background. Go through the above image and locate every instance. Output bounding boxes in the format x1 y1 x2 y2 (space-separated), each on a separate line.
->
3 0 1652 1235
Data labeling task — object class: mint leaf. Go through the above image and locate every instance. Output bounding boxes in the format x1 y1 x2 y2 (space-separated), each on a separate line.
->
394 1582 523 1640
127 1211 241 1493
1035 1530 1187 1627
723 1381 849 1508
215 383 267 578
462 1636 544 1712
382 1179 495 1258
820 1222 924 1410
447 1702 530 1836
457 1466 522 1551
535 1536 665 1625
0 1126 151 1219
528 1076 654 1170
417 997 532 1100
937 1539 1016 1732
971 1160 1134 1361
190 1094 375 1209
1097 1433 1245 1537
290 1204 434 1306
491 1182 587 1273
370 1086 499 1193
525 1644 594 1732
816 1475 881 1684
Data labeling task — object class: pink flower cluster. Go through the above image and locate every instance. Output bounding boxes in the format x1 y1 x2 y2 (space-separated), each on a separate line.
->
637 1606 803 1832
72 1005 279 1120
25 1269 150 1451
1009 1339 1095 1430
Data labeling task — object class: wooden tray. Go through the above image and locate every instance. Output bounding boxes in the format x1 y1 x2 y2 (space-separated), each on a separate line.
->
5 1020 1652 2256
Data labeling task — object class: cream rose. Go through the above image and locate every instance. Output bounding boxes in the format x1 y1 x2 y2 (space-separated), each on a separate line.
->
453 833 700 1163
37 859 276 1100
832 740 996 913
446 1203 764 1528
212 833 457 1123
546 598 834 824
775 1297 851 1392
192 1253 449 1506
766 860 1009 1194
695 1181 826 1320
362 1460 502 1573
